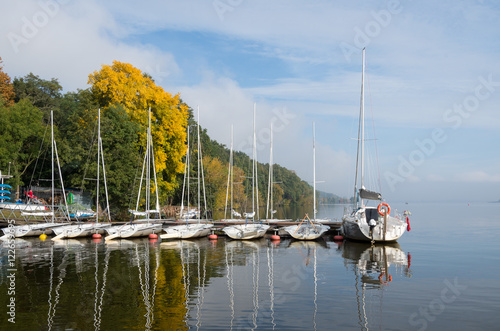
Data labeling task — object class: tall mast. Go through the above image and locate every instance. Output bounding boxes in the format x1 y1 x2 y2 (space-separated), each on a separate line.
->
360 48 366 208
360 48 366 197
230 125 234 220
313 121 316 220
267 123 273 219
197 106 200 221
96 109 100 223
51 111 54 223
353 48 366 209
146 108 151 221
252 103 256 220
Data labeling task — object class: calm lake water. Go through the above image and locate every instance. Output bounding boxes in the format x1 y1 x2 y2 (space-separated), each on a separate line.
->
1 202 499 330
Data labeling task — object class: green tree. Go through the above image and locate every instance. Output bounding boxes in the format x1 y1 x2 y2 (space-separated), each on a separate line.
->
13 73 62 115
0 99 45 195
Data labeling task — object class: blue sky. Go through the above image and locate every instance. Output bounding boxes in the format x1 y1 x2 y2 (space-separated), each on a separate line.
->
1 0 499 202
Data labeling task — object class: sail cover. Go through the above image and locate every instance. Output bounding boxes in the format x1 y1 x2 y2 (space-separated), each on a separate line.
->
359 188 382 200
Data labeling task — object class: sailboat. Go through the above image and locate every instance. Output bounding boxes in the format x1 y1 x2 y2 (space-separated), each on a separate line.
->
341 48 407 242
262 123 289 223
105 109 162 240
222 104 269 240
161 106 213 239
282 122 329 240
219 125 243 223
1 111 68 239
52 109 111 239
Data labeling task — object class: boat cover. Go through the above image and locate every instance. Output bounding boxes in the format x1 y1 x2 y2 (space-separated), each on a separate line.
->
359 188 381 200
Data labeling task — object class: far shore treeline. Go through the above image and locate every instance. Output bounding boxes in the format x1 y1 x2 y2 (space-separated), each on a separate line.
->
0 57 344 220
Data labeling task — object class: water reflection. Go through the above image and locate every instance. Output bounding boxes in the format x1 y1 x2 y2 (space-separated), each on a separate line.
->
341 241 411 330
0 236 412 330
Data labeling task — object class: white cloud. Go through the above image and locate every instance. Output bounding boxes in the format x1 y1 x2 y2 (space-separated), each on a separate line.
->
0 0 180 91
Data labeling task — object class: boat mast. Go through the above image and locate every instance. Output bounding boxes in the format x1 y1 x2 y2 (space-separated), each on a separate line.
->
353 48 366 210
252 103 256 220
146 109 151 221
230 125 234 220
51 111 54 223
313 121 317 220
98 108 111 222
360 48 366 206
267 123 273 219
198 106 201 221
96 109 100 223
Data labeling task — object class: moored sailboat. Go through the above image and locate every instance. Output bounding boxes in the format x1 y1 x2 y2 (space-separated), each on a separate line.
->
1 111 69 239
161 106 213 239
282 122 329 240
105 109 162 240
52 109 111 239
222 104 269 239
341 48 407 242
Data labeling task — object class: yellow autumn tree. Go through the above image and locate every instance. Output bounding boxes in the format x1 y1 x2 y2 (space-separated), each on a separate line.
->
88 61 188 197
0 57 15 106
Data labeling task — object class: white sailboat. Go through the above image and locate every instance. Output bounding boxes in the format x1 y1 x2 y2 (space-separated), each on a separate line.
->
161 106 213 239
223 104 269 240
282 122 329 240
262 123 290 223
341 48 407 242
105 109 162 240
1 111 68 239
219 124 242 223
52 109 111 239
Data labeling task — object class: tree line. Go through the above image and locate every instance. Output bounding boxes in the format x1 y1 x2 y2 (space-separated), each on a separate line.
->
0 57 331 220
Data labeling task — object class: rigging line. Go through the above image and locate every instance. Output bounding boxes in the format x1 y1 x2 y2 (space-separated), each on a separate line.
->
30 122 49 188
80 115 99 191
365 66 382 193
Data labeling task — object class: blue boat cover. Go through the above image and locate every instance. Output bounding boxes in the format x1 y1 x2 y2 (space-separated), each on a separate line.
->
0 184 12 188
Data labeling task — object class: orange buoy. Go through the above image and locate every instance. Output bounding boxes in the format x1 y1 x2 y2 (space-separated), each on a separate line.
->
333 235 343 241
270 234 280 241
149 233 158 239
208 234 218 240
92 233 102 239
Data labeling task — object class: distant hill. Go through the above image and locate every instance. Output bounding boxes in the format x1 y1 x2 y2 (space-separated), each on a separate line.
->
317 190 351 204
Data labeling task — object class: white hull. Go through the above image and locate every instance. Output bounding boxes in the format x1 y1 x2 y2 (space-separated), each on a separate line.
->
222 224 270 240
160 223 213 239
342 208 406 242
0 202 47 211
282 223 329 240
0 223 65 238
104 223 162 240
52 223 111 239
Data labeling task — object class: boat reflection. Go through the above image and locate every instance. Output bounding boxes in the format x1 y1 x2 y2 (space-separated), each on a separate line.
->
341 241 411 330
342 241 410 288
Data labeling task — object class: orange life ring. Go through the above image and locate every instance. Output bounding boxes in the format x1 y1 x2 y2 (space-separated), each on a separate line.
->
377 203 390 216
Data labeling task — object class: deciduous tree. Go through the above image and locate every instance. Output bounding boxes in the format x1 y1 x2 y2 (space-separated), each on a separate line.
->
0 57 15 107
88 61 189 200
